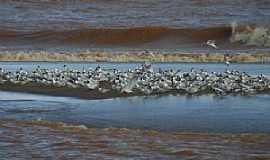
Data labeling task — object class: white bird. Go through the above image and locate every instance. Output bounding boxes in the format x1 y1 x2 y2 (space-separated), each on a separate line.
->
121 77 137 93
0 78 7 84
225 60 230 66
206 40 218 49
149 51 155 57
85 80 98 90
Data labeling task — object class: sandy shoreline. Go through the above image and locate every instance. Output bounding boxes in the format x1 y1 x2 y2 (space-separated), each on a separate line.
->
1 51 270 63
0 82 190 100
0 82 269 100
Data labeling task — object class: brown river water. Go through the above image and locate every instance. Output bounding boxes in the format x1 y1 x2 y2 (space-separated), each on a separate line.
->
0 0 270 52
1 119 270 160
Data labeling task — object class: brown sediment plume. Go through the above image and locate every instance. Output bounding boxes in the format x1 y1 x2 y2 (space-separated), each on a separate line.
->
0 51 270 63
1 118 270 159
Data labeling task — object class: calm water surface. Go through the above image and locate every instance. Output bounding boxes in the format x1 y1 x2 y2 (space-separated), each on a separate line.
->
1 61 270 75
0 92 270 133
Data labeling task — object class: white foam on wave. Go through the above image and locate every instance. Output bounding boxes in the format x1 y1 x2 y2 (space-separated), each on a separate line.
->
230 22 270 47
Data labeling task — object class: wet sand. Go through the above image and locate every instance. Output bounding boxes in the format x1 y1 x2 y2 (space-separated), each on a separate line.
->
1 82 269 100
1 118 270 160
0 82 187 100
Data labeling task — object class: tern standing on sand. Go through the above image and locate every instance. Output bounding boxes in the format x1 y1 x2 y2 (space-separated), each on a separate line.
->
224 54 230 66
225 60 230 66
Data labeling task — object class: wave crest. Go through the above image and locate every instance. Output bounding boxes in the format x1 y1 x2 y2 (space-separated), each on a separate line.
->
1 25 270 49
230 22 270 47
0 26 232 48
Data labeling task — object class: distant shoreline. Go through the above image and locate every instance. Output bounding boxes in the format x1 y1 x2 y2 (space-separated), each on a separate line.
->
1 51 270 63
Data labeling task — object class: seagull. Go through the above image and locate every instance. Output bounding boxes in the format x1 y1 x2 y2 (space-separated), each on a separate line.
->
206 40 218 49
142 62 153 72
121 77 137 93
224 54 230 66
225 60 230 66
149 51 155 57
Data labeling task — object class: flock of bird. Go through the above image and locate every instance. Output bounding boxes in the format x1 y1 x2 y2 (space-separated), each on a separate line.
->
0 63 270 96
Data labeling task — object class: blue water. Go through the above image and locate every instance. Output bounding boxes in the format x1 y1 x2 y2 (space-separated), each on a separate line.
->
0 91 270 133
1 61 270 75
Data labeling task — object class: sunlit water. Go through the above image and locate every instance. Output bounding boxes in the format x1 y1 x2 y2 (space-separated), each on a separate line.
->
0 62 270 133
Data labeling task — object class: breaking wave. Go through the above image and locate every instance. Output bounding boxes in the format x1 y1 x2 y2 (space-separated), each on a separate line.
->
230 22 270 47
1 25 269 51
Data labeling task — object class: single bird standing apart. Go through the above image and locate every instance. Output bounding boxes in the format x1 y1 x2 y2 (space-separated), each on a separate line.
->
225 60 230 66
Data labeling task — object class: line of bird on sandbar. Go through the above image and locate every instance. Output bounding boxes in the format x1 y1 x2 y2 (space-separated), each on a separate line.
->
0 63 270 95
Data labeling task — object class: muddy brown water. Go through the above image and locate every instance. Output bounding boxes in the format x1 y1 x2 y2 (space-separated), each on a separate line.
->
1 119 270 160
0 0 270 52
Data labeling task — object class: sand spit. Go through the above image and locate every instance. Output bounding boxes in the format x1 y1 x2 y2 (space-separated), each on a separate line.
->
1 51 270 63
1 118 270 160
0 63 270 99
